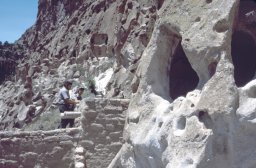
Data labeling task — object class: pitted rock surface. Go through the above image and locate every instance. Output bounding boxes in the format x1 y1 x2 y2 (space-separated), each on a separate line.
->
0 0 256 168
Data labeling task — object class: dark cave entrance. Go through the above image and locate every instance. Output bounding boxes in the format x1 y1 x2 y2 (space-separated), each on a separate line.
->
231 0 256 87
169 41 199 100
232 31 256 87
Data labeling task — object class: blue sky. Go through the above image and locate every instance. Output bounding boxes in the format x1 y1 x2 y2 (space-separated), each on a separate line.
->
0 0 38 43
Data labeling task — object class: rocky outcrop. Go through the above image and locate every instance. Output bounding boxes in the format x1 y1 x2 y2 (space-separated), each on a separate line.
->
1 0 256 167
109 0 256 168
0 0 157 130
0 43 24 84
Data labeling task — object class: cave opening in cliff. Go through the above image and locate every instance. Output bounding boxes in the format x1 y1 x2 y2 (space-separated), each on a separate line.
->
231 0 256 87
169 41 199 100
231 31 256 87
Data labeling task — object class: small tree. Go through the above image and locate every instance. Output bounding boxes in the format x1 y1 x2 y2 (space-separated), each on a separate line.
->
3 41 9 47
88 77 96 91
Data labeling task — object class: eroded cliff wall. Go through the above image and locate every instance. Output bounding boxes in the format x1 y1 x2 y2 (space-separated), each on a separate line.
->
0 0 256 168
109 0 256 168
0 0 158 130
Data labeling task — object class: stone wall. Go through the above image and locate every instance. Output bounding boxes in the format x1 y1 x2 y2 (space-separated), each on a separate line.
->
79 98 129 168
0 128 82 168
0 98 129 168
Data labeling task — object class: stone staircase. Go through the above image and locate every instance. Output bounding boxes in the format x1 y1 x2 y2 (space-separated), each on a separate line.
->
0 98 130 168
74 145 86 168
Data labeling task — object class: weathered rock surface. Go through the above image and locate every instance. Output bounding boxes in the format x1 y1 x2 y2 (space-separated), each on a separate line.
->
109 0 256 168
0 0 157 130
0 0 256 168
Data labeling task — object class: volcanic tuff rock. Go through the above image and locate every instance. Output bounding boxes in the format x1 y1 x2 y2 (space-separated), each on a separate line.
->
108 0 256 168
0 0 157 130
0 0 256 168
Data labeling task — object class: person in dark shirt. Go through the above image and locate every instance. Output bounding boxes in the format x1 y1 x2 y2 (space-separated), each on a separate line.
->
75 87 85 100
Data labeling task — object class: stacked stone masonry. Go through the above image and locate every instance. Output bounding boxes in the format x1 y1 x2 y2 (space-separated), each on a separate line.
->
0 128 82 168
0 98 129 168
80 98 129 168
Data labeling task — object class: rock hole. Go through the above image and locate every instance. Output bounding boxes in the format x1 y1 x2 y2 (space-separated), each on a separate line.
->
183 158 194 165
105 36 108 45
169 41 199 100
198 111 213 129
92 1 106 13
121 18 126 25
232 31 256 87
245 84 256 98
91 33 108 45
71 50 76 57
173 116 186 136
149 6 156 13
118 0 127 14
127 2 133 9
129 115 139 124
195 17 201 22
176 116 186 130
208 61 218 77
206 0 212 4
213 19 229 33
157 0 164 10
85 29 91 35
158 121 163 128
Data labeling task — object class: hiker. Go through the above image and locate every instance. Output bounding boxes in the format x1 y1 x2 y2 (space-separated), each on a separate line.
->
70 86 85 101
75 87 85 100
58 80 79 128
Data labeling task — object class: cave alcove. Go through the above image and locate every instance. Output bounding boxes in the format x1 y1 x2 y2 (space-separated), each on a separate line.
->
231 31 256 87
169 41 199 100
231 0 256 87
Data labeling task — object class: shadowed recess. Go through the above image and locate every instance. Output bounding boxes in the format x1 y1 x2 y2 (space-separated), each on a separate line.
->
0 61 16 84
169 41 199 100
0 44 17 84
198 111 213 129
157 0 164 10
231 31 256 87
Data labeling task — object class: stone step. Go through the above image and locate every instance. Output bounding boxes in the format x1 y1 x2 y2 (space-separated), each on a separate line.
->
74 146 85 168
75 146 84 154
60 111 81 119
75 162 85 168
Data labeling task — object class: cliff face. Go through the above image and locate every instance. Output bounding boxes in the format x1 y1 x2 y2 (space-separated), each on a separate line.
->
0 40 26 84
16 0 158 96
109 0 256 167
0 0 158 130
1 0 256 167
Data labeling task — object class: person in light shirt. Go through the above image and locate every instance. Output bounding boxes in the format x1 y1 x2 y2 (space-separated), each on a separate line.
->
57 80 79 128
